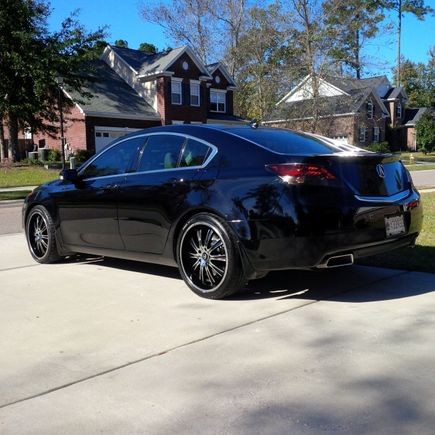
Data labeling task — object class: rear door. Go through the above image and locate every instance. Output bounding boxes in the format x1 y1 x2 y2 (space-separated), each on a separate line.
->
118 134 215 254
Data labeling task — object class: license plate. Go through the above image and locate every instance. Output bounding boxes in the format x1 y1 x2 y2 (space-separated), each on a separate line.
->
385 214 406 238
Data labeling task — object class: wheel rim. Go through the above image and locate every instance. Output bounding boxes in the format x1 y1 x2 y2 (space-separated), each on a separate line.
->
28 212 49 259
180 222 229 293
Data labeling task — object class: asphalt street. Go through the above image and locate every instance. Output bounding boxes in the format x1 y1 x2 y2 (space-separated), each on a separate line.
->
0 232 435 434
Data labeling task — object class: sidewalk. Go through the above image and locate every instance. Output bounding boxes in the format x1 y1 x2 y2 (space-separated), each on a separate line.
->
0 185 37 193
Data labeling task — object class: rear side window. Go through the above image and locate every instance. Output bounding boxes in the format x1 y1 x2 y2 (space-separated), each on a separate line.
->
138 134 185 172
228 128 336 155
80 136 144 178
179 139 211 167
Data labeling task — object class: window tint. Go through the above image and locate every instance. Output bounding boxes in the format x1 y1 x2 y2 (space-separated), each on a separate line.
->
179 139 211 167
80 136 144 178
227 128 337 155
138 134 185 172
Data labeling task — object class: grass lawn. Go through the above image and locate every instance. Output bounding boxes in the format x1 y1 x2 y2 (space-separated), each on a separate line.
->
406 164 435 171
0 190 32 201
358 191 435 274
400 151 435 164
0 166 59 188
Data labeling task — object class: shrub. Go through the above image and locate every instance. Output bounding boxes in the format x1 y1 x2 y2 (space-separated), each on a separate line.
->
73 149 92 164
416 112 435 154
366 142 391 153
47 148 61 162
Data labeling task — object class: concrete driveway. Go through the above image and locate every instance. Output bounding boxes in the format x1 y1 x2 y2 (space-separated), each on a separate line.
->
1 233 435 434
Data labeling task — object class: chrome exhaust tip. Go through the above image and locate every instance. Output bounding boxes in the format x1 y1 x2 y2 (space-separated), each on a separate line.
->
317 253 354 269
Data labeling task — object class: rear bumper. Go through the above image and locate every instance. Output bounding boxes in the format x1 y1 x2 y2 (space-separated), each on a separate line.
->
235 188 423 272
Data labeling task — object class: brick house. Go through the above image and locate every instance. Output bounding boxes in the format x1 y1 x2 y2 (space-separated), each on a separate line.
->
27 44 242 156
265 74 428 150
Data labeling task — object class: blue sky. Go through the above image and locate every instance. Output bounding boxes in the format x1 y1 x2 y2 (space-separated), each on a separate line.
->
47 0 434 78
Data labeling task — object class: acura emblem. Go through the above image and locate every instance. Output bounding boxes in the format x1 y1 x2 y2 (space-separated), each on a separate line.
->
376 164 385 178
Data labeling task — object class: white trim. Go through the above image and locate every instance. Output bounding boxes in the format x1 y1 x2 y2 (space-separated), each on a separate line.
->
165 46 213 79
61 88 85 115
85 111 160 120
210 63 236 87
263 112 356 124
138 71 174 81
276 75 350 106
103 45 139 75
94 126 141 132
78 132 218 179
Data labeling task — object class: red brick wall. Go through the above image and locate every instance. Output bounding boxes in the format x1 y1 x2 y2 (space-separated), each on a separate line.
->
32 104 86 152
162 53 208 124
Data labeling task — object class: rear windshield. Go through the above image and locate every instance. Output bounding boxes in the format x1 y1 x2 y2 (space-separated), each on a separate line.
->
227 128 336 155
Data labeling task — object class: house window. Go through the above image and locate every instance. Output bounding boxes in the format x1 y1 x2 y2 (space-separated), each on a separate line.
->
359 126 367 143
210 90 226 112
190 81 200 106
373 127 380 143
367 100 373 119
396 102 402 119
171 78 182 105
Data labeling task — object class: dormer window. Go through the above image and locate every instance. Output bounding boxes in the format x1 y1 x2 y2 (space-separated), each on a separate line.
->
210 90 226 112
171 78 183 105
396 102 402 119
367 99 373 119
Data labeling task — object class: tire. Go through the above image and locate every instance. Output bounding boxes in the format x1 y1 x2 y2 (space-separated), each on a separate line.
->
176 213 246 299
25 205 62 264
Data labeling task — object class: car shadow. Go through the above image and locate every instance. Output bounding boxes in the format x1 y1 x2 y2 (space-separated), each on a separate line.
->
68 255 435 303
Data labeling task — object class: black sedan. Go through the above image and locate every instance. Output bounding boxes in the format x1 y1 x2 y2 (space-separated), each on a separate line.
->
23 125 423 299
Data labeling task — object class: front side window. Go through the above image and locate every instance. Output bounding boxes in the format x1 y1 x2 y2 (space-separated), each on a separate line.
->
190 82 200 106
171 79 182 105
179 139 211 167
137 134 185 172
80 136 145 178
210 90 226 112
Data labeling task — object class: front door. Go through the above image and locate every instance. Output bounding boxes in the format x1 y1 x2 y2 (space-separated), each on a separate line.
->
56 135 145 251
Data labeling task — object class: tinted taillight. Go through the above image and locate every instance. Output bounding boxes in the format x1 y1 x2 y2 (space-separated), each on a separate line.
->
266 163 336 184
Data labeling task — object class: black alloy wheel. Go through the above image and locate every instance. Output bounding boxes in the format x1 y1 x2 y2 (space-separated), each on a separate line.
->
26 205 61 263
177 213 245 299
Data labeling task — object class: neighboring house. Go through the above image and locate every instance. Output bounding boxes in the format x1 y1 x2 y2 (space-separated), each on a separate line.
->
265 74 428 150
27 44 241 155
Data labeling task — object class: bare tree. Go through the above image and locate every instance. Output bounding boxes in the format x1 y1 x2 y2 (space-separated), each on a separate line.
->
140 0 217 64
210 0 248 78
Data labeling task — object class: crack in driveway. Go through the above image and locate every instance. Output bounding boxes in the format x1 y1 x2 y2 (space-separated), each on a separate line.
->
0 269 408 410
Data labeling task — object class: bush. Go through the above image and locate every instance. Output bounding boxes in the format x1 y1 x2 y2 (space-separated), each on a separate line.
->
366 142 391 153
47 148 61 162
416 112 435 154
73 149 92 164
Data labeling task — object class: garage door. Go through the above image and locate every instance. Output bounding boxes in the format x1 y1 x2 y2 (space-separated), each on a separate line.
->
95 128 140 153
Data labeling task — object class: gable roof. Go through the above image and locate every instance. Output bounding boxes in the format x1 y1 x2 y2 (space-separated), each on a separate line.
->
327 75 389 93
110 45 212 79
403 107 428 126
66 60 159 120
383 86 407 100
206 62 236 87
266 86 390 123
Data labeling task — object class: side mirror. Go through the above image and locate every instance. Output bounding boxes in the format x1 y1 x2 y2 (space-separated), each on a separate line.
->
60 168 79 182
